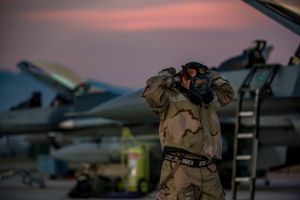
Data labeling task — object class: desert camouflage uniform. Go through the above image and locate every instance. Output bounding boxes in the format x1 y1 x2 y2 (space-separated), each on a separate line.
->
143 70 234 200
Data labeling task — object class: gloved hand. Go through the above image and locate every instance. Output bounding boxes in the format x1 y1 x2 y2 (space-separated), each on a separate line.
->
158 67 176 76
158 67 178 88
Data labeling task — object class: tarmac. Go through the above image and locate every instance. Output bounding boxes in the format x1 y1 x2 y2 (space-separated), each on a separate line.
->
0 172 300 200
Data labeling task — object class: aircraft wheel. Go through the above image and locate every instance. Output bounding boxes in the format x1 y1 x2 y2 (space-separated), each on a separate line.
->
113 177 124 192
138 178 149 194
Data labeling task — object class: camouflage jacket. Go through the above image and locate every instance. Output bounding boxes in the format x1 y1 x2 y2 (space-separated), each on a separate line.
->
143 70 234 159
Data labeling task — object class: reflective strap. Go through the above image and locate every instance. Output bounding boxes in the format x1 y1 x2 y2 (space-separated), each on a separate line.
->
163 154 213 168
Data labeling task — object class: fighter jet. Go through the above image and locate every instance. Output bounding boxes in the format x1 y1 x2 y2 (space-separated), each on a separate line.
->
0 0 299 190
0 60 126 135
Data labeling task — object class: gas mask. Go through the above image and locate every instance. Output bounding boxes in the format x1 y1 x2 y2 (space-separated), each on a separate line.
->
177 62 214 105
189 70 214 104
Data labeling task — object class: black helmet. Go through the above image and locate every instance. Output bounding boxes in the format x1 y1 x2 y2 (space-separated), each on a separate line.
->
182 62 209 74
182 62 206 69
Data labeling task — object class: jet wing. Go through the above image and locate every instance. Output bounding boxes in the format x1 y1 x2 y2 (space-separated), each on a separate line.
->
0 106 122 135
244 0 300 36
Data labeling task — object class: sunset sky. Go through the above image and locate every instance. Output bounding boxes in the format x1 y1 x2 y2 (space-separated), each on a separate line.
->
0 0 299 88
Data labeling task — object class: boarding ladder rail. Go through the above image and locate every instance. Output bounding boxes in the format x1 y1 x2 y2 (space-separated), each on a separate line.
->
231 64 280 200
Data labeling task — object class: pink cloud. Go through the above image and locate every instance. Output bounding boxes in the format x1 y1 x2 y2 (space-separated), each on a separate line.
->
20 2 262 31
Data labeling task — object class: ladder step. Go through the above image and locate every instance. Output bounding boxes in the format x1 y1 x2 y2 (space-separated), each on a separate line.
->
237 133 254 139
236 155 252 160
239 111 254 117
235 177 251 182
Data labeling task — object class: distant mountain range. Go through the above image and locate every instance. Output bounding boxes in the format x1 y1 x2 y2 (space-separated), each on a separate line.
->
0 70 132 111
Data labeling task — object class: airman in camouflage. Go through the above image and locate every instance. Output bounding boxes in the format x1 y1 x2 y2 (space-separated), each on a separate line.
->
143 62 234 200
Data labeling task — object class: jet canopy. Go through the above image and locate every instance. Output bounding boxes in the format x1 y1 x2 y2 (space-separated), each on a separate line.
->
18 60 90 100
244 0 300 35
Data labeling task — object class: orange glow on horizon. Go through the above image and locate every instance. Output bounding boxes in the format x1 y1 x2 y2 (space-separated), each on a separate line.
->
21 2 262 32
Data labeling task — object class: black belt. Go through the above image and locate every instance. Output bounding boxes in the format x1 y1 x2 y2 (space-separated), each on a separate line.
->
163 153 213 168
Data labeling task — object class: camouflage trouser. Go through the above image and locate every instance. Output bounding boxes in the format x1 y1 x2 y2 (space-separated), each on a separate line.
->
156 160 225 200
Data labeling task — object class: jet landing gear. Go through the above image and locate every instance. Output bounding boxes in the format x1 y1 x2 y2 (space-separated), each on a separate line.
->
0 168 46 189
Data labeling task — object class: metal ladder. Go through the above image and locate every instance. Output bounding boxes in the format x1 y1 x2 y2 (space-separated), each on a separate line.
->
231 64 279 200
